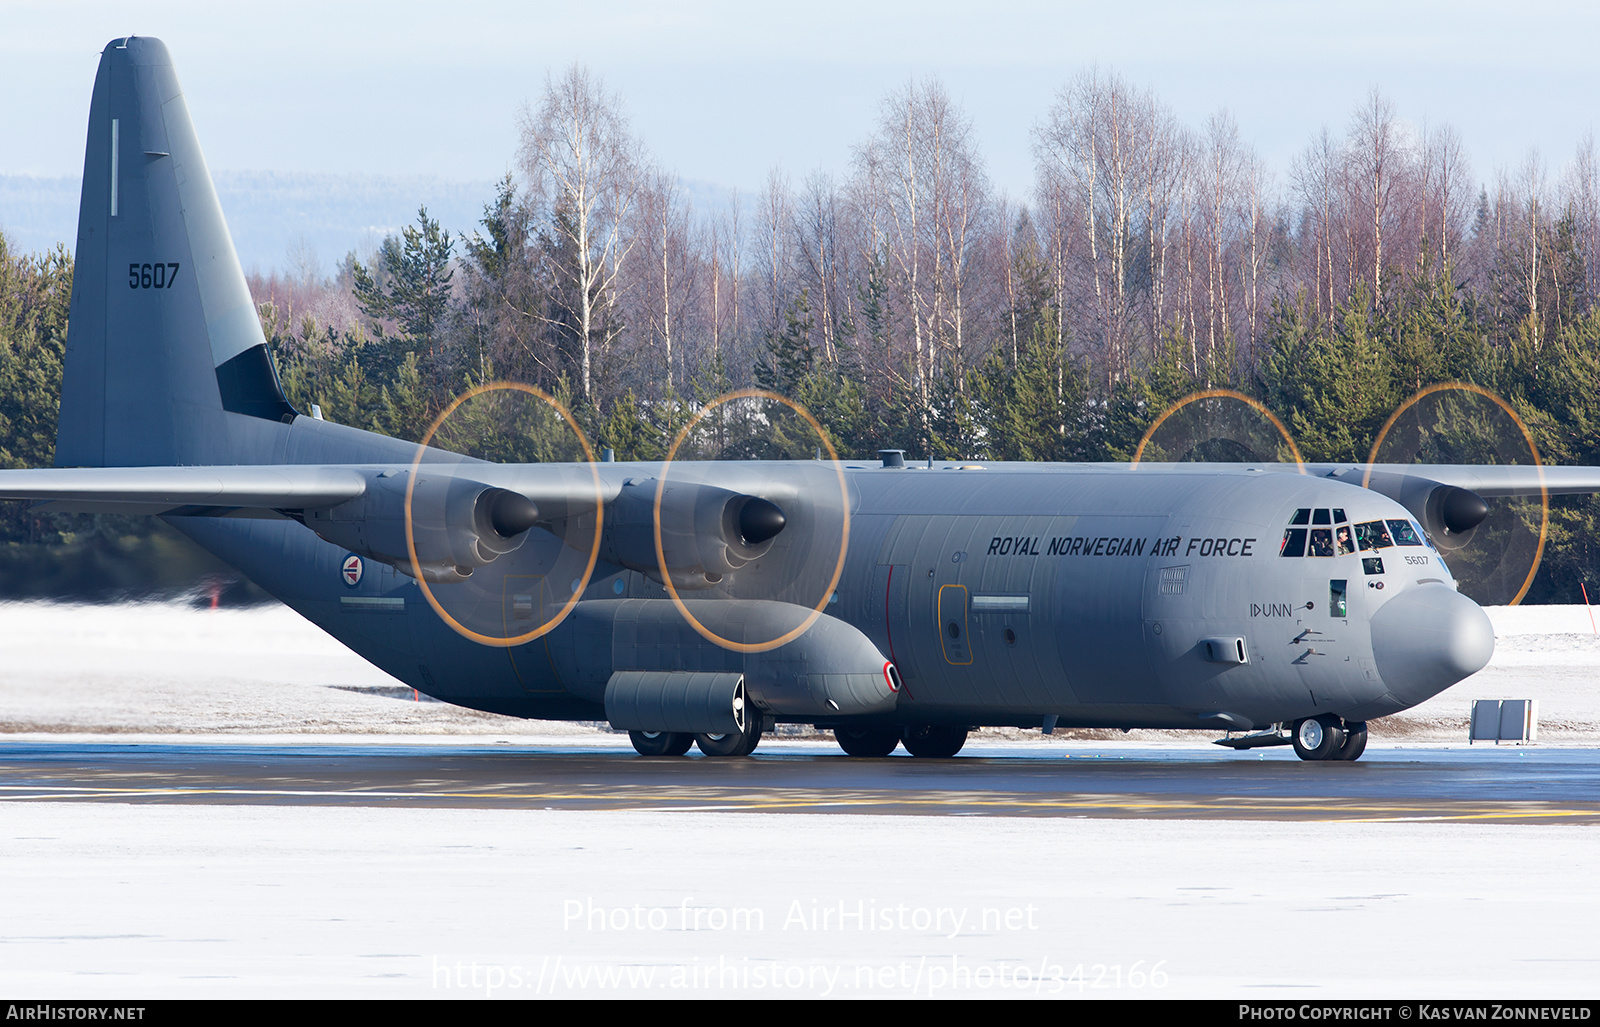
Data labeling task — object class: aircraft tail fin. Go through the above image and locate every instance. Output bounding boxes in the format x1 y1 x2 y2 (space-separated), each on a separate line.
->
56 36 296 469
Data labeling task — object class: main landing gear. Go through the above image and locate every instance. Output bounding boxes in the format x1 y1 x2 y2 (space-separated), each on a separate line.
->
1291 715 1368 762
627 718 764 758
833 724 970 758
834 726 901 757
627 730 694 756
901 725 969 758
694 722 763 757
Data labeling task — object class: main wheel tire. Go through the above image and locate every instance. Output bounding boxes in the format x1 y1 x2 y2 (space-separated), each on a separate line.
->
629 730 692 756
696 719 762 757
901 725 968 758
1335 721 1368 761
834 726 901 757
1292 714 1346 761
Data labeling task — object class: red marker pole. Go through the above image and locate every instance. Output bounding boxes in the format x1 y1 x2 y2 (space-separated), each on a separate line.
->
1584 582 1597 636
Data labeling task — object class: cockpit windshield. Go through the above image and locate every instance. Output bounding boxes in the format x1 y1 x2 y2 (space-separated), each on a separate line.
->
1355 520 1390 550
1386 519 1424 546
1282 508 1428 558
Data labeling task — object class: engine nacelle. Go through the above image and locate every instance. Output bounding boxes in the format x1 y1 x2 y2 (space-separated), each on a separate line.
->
598 477 785 589
306 471 539 582
1421 484 1491 551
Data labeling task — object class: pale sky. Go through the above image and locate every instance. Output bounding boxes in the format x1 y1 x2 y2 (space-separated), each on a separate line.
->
4 0 1599 202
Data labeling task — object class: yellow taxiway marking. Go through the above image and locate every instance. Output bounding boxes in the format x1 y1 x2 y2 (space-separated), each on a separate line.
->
0 784 1596 822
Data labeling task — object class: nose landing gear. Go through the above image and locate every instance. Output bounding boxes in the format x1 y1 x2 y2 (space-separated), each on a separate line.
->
1291 715 1368 761
1335 721 1368 761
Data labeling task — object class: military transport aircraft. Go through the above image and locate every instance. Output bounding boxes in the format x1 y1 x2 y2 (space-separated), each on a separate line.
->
4 37 1596 762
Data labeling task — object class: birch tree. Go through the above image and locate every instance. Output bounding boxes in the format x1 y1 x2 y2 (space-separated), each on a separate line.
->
1349 90 1408 303
518 64 643 407
635 168 700 394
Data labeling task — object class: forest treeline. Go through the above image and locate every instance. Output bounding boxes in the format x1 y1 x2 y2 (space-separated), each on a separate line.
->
10 66 1600 602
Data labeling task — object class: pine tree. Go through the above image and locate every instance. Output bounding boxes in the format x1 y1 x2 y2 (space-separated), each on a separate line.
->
461 175 540 385
0 239 71 472
352 206 457 375
0 235 72 543
1257 291 1399 463
755 290 817 397
598 389 666 462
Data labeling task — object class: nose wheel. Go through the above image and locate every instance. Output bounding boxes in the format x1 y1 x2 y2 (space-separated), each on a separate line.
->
1335 721 1367 760
1291 715 1367 761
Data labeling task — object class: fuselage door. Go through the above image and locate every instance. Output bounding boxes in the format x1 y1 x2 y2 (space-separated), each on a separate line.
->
938 583 972 665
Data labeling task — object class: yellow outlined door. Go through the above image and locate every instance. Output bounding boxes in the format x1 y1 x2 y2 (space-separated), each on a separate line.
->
938 583 972 665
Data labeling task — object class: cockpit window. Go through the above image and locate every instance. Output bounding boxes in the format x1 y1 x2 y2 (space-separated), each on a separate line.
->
1387 519 1424 546
1356 520 1393 550
1283 511 1410 557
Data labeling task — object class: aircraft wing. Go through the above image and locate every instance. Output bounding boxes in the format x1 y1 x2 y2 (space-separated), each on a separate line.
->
0 465 374 516
1315 464 1600 497
7 461 1599 517
0 463 620 517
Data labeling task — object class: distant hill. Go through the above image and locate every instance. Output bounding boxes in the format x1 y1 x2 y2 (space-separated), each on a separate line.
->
0 170 499 275
1 171 751 275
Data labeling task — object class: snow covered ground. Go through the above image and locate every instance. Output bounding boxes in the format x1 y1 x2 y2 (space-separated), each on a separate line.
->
2 804 1596 999
0 600 1596 998
0 600 580 736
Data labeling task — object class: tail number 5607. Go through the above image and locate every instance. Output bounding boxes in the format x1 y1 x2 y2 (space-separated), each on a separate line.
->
129 263 180 289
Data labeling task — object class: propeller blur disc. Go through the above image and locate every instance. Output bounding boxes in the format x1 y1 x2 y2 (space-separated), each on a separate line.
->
405 382 604 647
1133 388 1305 470
1366 383 1547 606
653 388 850 654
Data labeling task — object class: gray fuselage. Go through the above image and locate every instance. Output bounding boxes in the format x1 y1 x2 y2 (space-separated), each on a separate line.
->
170 439 1493 733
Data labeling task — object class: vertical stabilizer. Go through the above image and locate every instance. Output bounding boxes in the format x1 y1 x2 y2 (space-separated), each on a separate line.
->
57 36 294 468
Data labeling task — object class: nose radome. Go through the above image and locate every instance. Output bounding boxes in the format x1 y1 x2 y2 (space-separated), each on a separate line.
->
1369 584 1495 708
